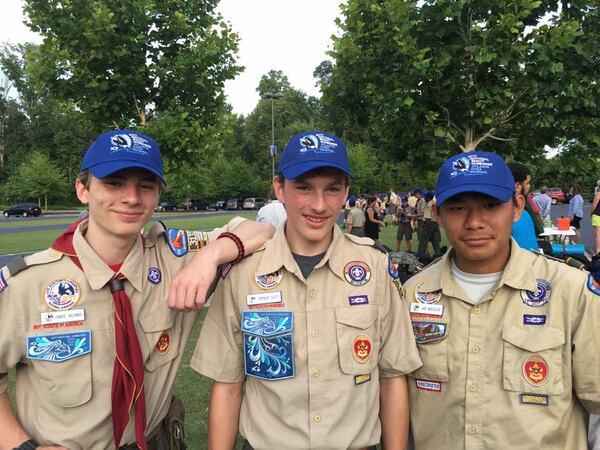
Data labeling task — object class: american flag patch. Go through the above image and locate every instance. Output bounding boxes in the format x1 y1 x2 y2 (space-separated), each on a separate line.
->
0 270 7 293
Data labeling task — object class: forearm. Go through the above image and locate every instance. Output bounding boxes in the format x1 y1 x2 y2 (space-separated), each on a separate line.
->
0 392 30 450
208 382 243 450
380 376 409 450
209 220 274 266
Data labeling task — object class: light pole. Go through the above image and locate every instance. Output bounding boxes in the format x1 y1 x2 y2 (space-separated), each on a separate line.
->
262 91 283 179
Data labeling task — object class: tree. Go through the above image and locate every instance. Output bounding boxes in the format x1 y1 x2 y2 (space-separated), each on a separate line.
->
257 70 292 97
23 0 241 132
321 0 600 161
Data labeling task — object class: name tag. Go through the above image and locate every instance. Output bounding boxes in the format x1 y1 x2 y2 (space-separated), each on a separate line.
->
41 308 85 325
410 303 444 316
246 291 282 306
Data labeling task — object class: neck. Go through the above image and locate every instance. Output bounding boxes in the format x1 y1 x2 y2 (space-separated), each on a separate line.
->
284 226 333 257
453 246 510 275
84 219 138 266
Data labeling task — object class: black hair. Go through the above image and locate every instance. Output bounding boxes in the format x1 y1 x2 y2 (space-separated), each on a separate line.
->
506 162 531 184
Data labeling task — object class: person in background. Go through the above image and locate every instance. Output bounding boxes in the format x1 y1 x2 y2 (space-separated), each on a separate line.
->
533 187 552 226
421 191 441 257
365 195 385 242
389 188 399 225
345 196 365 237
412 189 427 254
507 162 539 251
395 196 413 252
256 189 287 229
591 189 600 256
568 183 584 244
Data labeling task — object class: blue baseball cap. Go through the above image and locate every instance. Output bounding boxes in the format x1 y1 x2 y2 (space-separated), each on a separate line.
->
278 131 352 179
81 130 165 183
435 151 515 206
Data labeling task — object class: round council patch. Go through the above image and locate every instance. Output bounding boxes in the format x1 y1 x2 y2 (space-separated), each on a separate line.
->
344 261 371 286
44 279 81 311
255 270 283 290
415 282 442 304
523 355 549 386
521 279 551 307
148 267 162 285
155 331 170 354
352 335 372 363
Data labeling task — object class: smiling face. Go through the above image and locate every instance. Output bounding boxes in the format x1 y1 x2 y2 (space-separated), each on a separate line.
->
437 192 523 274
274 168 349 256
76 168 160 245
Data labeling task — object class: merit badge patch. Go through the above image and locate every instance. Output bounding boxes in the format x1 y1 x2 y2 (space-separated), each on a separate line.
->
241 310 294 380
519 393 549 406
412 321 447 343
344 261 371 286
587 274 600 295
354 373 371 385
349 295 369 306
0 270 7 293
187 231 209 252
27 331 91 362
523 355 549 386
44 279 81 311
415 379 442 392
521 279 551 307
148 267 162 285
246 291 283 308
352 335 372 363
156 331 170 354
167 228 188 257
415 282 442 304
523 314 546 326
255 270 283 290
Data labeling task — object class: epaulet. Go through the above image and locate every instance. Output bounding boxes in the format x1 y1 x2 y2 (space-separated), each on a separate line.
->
344 233 379 248
534 250 588 271
4 248 64 279
146 221 167 245
422 255 444 270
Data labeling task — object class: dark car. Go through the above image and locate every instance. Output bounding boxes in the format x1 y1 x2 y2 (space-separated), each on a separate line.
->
226 198 242 210
181 198 209 210
214 200 226 210
243 198 265 210
155 201 177 212
3 203 42 218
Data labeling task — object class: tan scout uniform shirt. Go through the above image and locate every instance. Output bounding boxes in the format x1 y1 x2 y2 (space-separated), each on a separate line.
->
346 206 366 228
0 218 241 449
404 241 600 450
192 225 421 450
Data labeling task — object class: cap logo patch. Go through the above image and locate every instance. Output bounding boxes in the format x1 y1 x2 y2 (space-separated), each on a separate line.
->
450 154 494 178
298 133 337 154
44 279 81 311
521 279 551 307
109 132 151 156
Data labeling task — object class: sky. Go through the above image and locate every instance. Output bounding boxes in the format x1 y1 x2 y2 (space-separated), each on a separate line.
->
0 0 343 115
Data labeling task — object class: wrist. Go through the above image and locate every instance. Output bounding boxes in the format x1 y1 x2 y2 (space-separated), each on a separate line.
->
13 439 39 450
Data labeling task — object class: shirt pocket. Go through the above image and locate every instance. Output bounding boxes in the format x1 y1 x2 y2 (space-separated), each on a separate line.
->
139 307 178 372
407 328 449 382
335 306 379 375
502 325 565 395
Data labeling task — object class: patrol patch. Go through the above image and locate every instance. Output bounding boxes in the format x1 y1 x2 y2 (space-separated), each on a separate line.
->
412 322 447 343
521 279 551 307
415 282 442 304
241 310 294 380
519 393 549 406
352 335 372 363
587 274 600 295
523 314 546 326
344 261 371 286
415 379 442 392
0 270 7 293
148 267 162 285
349 295 369 306
246 291 283 308
167 228 188 257
255 270 283 290
156 331 170 354
187 231 209 251
523 355 549 386
388 257 399 279
354 373 371 385
44 279 81 311
27 331 91 362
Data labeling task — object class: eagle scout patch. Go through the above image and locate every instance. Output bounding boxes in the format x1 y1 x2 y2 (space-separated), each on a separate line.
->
0 270 7 293
521 279 551 307
352 335 372 363
587 274 600 295
156 331 170 354
44 279 81 311
147 267 162 285
523 355 549 386
344 261 371 286
519 393 549 406
255 270 283 290
27 331 91 362
415 379 442 392
167 229 188 256
412 322 447 343
415 282 442 304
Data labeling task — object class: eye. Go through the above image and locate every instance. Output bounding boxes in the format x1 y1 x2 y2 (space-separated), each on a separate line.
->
103 179 123 187
327 186 342 193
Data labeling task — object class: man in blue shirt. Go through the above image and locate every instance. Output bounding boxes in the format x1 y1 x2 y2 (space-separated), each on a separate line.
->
508 162 539 251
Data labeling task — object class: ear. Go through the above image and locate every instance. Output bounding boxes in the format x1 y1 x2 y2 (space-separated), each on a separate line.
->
513 194 525 223
75 179 89 205
273 177 285 205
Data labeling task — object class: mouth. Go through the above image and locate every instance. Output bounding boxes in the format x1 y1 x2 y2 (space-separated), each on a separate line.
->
461 236 493 246
114 211 144 221
304 215 329 227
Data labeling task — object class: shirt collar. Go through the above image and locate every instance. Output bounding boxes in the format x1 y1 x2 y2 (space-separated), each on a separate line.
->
73 222 145 292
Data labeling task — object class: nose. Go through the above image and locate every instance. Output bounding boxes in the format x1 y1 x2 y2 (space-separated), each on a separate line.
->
464 206 485 230
312 190 327 213
121 181 141 205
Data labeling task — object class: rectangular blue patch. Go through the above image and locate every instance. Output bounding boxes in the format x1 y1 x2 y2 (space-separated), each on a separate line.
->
27 331 91 362
523 314 546 326
241 311 294 380
349 295 369 306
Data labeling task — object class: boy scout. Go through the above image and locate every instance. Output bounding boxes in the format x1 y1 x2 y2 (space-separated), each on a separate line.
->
404 151 600 450
0 130 273 450
192 131 421 450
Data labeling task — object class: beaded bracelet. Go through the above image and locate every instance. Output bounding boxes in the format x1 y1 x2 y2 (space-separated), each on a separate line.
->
217 232 245 264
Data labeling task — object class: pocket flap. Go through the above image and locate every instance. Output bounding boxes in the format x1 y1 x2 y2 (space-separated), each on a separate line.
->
335 307 376 329
140 307 175 332
502 325 565 352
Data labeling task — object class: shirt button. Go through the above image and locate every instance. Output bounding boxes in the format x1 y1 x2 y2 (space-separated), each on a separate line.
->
472 307 480 315
313 370 320 378
469 384 477 392
472 345 480 354
310 290 317 298
468 425 476 434
311 330 318 337
314 414 321 423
